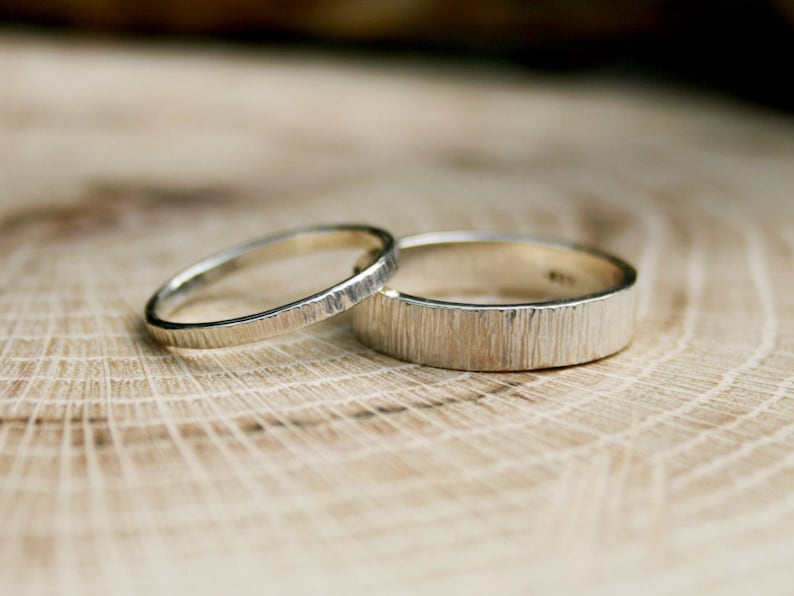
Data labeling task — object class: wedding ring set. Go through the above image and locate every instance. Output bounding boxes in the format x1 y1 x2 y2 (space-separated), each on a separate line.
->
144 224 637 371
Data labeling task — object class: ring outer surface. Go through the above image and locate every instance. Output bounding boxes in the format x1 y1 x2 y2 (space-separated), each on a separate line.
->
351 231 637 371
145 224 399 349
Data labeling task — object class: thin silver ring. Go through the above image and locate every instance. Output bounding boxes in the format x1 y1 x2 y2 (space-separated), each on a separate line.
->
145 224 398 349
352 231 637 371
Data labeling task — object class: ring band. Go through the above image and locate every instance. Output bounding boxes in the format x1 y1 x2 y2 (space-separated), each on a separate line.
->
352 231 637 371
145 224 398 349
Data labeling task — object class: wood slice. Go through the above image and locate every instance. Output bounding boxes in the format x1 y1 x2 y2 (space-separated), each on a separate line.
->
1 34 793 595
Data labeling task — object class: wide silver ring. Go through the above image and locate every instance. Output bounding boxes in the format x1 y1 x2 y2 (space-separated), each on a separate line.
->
145 224 398 349
352 231 637 371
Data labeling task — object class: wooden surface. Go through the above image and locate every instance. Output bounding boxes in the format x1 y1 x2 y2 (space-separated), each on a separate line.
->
1 34 794 595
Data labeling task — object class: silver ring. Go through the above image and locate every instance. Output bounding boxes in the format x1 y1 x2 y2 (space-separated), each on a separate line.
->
145 224 398 349
352 231 637 371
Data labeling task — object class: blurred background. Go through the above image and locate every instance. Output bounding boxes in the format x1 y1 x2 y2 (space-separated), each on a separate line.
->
2 0 793 111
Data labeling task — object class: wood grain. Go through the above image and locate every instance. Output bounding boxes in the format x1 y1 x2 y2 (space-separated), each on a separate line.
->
1 34 793 595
